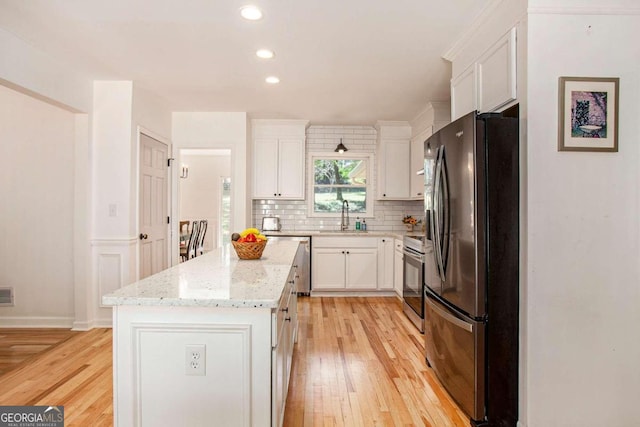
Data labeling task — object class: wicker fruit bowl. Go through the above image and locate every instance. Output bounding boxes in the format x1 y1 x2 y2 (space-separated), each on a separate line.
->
232 240 267 260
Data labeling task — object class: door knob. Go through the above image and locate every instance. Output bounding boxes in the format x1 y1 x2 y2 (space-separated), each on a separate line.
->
139 233 148 240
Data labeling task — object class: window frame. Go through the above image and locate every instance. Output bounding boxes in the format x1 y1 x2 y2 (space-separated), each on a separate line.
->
307 152 374 218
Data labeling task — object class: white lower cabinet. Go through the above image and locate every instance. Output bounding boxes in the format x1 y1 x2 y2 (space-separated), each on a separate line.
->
394 239 404 297
377 238 395 290
272 251 301 427
312 237 379 291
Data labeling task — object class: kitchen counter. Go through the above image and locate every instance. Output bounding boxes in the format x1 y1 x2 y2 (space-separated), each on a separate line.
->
263 230 423 239
105 239 301 427
101 240 299 308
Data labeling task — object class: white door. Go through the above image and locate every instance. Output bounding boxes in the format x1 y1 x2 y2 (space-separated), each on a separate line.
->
277 138 304 198
346 248 378 289
139 133 168 279
381 139 411 199
253 138 279 198
312 248 346 290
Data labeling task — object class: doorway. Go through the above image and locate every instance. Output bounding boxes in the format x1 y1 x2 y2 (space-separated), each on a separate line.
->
179 149 232 253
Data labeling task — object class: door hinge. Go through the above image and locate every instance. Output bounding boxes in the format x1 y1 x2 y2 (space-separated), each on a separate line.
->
167 216 170 224
168 158 174 167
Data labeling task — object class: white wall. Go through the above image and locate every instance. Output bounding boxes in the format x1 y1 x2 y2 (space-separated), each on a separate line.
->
180 153 231 250
0 27 92 113
172 113 249 246
91 81 173 327
526 6 640 426
0 85 76 326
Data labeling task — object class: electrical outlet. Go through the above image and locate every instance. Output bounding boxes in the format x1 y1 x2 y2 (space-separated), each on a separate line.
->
185 344 206 376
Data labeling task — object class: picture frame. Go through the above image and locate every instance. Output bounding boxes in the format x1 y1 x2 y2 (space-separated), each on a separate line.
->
558 76 619 152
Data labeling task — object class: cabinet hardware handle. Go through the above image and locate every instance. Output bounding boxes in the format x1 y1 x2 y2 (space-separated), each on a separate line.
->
342 251 345 254
281 307 289 313
288 280 295 284
139 233 148 240
346 251 350 254
285 317 291 322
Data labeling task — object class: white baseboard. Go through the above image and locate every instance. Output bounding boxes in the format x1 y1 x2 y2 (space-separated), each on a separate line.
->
0 316 74 328
72 318 113 331
310 291 397 297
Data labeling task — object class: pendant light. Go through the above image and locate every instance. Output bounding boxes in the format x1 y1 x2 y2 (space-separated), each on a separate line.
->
334 138 348 153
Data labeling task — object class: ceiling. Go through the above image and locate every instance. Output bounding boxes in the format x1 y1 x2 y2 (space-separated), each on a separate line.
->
0 0 488 125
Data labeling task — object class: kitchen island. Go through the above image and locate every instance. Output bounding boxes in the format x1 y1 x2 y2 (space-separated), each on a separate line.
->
102 240 301 427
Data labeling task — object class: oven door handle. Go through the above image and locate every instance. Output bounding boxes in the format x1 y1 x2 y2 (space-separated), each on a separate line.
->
403 248 424 262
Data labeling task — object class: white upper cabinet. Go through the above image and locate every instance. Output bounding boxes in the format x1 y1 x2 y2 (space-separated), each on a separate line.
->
375 121 412 200
450 27 517 121
451 64 477 121
477 27 517 113
252 120 308 199
410 132 427 200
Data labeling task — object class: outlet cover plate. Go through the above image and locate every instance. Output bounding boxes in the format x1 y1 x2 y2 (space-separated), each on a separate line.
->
185 344 206 376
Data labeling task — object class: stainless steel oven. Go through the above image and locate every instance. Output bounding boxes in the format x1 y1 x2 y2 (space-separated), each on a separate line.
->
402 235 425 332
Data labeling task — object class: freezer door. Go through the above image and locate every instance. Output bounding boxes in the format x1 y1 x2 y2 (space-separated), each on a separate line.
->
424 292 485 421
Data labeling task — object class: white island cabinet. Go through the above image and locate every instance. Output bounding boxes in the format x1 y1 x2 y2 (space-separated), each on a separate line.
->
102 241 301 427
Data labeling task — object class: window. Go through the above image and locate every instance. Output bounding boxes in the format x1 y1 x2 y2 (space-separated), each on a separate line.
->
308 153 373 217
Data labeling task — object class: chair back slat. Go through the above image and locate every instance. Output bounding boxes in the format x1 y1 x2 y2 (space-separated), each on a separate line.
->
187 220 200 260
196 220 208 256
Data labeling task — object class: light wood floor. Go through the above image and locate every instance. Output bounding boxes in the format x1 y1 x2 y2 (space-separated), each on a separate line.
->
0 297 468 426
284 297 468 427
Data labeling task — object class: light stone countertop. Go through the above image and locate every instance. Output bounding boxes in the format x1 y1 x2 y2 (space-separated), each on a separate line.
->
263 230 422 239
101 240 300 309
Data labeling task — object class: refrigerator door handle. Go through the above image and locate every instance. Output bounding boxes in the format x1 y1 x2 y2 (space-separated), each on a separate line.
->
432 146 446 282
425 295 473 333
440 146 451 276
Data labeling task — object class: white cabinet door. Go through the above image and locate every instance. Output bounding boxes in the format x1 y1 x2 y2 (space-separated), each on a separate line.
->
378 139 411 199
277 138 305 199
377 238 394 290
312 248 346 290
451 64 477 121
394 239 404 297
253 138 279 198
410 135 427 200
478 27 517 113
345 248 378 289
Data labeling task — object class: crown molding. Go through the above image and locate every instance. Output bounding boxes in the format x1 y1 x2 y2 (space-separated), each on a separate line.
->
528 6 640 15
442 0 505 62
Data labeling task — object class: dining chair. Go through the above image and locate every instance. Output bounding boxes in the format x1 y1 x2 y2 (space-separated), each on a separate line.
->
180 220 200 262
179 221 190 248
196 220 208 256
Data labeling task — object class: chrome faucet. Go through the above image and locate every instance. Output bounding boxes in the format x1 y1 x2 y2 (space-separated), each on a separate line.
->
341 200 350 231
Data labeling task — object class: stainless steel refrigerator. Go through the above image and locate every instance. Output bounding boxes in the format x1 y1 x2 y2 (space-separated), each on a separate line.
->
423 108 519 427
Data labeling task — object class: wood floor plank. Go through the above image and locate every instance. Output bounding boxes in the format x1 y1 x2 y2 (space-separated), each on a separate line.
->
1 297 469 427
284 296 469 427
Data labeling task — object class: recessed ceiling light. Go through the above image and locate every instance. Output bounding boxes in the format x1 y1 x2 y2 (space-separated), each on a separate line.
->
265 76 280 84
256 49 275 59
240 5 263 20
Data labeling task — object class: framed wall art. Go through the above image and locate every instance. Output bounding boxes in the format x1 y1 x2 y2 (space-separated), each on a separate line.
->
558 76 619 152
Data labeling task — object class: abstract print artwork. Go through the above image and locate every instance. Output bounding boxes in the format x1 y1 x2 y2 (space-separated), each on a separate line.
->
558 77 619 152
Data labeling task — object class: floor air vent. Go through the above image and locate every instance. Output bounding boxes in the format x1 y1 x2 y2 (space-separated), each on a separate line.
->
0 288 14 306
